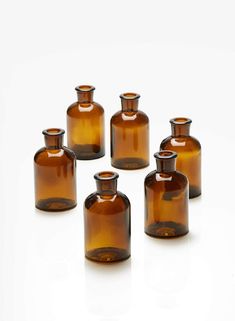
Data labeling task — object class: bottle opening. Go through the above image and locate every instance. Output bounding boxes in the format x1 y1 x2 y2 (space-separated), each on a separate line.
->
75 85 95 92
94 171 119 181
42 128 65 136
170 117 192 125
120 92 140 100
154 150 177 159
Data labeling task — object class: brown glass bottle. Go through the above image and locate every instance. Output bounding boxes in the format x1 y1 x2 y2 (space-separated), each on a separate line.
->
110 93 149 170
145 151 189 238
160 117 201 198
67 85 105 160
34 128 77 211
84 171 131 263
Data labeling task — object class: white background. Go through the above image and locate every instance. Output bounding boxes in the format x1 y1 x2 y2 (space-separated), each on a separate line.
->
1 0 235 320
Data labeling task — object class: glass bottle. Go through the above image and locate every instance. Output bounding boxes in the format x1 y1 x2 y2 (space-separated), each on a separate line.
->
34 128 77 211
84 171 131 262
145 151 189 238
160 117 201 198
110 92 149 170
67 85 105 160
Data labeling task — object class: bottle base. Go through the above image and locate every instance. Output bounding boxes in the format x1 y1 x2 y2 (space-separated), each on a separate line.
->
145 221 188 238
112 157 149 170
71 144 105 160
189 186 201 199
85 247 130 263
36 198 77 212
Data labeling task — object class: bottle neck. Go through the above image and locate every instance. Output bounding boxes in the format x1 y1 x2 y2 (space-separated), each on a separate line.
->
171 123 190 136
154 151 177 172
75 85 95 103
120 92 140 112
156 158 176 172
43 129 64 149
170 118 192 137
94 172 119 196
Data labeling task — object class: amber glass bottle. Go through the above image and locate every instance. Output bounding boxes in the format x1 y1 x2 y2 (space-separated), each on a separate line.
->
145 151 189 238
110 92 149 170
84 171 131 263
160 117 201 198
34 128 77 211
67 85 105 160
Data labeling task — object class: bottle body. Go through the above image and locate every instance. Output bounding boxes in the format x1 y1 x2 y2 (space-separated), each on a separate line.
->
111 93 149 170
84 172 131 262
67 85 105 160
160 118 201 198
144 151 189 238
34 129 77 211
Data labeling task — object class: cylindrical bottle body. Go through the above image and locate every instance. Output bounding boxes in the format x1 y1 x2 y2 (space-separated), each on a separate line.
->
67 102 105 160
84 192 131 262
111 111 149 169
145 171 189 238
34 147 77 211
160 137 201 198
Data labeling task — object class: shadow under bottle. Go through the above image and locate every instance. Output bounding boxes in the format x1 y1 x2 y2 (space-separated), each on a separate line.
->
34 128 77 211
84 171 131 263
145 151 189 238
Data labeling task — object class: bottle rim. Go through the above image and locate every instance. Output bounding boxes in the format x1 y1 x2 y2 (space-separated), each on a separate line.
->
94 171 119 181
170 117 192 125
120 92 140 100
154 150 177 159
75 85 95 92
42 128 65 136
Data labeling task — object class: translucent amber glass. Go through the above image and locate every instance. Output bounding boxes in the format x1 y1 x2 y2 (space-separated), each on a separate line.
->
84 171 131 263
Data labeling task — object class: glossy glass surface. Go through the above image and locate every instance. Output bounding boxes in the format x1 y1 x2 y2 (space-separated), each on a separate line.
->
84 171 131 263
34 128 77 211
67 85 105 160
160 117 201 198
145 151 189 238
111 93 149 170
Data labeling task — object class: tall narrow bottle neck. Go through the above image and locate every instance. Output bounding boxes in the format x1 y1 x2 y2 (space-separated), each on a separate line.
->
155 151 177 172
43 129 64 149
120 92 140 112
94 172 119 196
75 85 95 103
170 118 192 137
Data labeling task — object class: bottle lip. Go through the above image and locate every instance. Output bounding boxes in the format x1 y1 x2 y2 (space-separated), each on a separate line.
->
94 171 119 181
154 150 177 159
42 128 65 136
120 92 140 100
75 85 95 92
170 117 192 125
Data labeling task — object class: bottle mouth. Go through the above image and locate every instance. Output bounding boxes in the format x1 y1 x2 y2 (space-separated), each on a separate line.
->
75 85 95 92
42 128 65 136
120 92 140 100
154 150 177 159
170 117 192 125
94 171 119 181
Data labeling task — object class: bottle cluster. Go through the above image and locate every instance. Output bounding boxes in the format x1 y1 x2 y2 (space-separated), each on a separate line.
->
34 85 201 263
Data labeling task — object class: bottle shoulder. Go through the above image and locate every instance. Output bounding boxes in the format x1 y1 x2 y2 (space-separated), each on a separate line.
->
67 101 104 116
145 170 188 189
34 146 76 164
84 191 130 211
111 110 149 125
160 135 201 151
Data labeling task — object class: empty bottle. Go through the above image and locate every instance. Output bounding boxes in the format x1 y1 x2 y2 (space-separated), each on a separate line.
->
84 171 131 262
34 128 77 211
67 85 105 160
160 117 201 198
110 92 149 169
145 151 189 238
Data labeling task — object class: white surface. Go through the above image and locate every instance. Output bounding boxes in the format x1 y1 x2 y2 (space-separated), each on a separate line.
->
1 1 235 320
